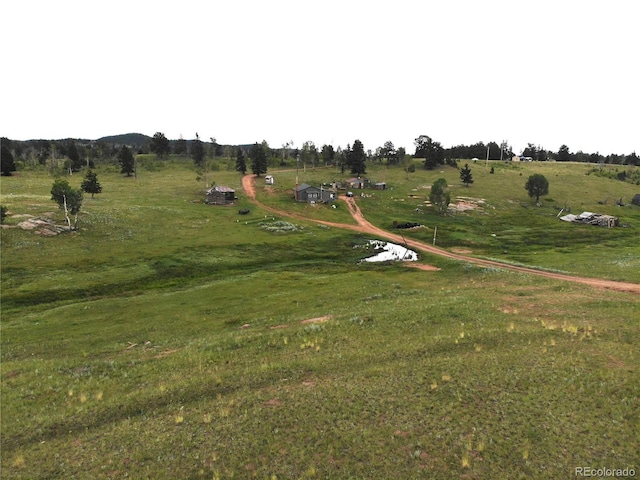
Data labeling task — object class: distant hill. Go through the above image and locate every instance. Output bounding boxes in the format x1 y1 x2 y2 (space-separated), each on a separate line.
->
97 133 151 149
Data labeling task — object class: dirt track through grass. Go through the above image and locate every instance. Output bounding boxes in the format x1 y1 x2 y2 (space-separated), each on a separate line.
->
243 174 640 295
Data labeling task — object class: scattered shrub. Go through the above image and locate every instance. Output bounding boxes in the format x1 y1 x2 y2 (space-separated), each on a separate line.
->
394 221 422 229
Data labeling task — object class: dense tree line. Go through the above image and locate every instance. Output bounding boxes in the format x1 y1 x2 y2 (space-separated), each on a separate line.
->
1 133 637 180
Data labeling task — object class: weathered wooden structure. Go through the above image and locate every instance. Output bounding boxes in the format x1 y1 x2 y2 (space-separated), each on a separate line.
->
560 211 619 228
206 186 236 205
346 177 370 189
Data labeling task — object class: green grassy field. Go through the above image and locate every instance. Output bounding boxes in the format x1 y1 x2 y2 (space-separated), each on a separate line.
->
1 159 638 479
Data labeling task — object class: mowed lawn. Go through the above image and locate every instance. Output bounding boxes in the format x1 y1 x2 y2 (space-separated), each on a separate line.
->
1 160 639 479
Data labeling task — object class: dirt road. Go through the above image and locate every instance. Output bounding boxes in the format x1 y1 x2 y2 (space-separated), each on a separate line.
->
242 174 640 294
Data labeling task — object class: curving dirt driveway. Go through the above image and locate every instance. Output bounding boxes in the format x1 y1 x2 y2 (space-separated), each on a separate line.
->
242 174 640 294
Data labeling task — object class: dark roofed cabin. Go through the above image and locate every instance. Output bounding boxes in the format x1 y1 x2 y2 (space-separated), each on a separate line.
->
294 183 336 203
206 186 236 205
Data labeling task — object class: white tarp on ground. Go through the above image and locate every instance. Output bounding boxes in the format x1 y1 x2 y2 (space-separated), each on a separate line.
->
361 240 418 262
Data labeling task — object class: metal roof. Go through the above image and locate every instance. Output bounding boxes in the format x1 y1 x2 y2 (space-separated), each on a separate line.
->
207 186 235 193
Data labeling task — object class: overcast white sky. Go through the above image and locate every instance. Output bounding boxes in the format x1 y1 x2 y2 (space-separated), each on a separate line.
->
2 0 637 155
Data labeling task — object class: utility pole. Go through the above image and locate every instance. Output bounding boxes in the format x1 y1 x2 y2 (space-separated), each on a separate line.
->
295 153 300 201
485 144 489 170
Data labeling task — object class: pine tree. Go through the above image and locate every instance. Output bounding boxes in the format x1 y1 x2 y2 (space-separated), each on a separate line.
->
460 163 474 186
429 178 450 216
348 139 367 175
81 170 103 198
150 132 171 157
1 139 16 176
525 174 549 204
66 141 83 171
191 133 205 167
118 145 135 177
249 142 268 177
235 148 247 174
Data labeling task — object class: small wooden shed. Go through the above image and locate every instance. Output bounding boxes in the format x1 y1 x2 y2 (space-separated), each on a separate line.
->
346 177 369 189
206 186 236 205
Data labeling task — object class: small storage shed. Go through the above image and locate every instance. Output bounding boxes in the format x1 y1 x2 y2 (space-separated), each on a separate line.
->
206 186 236 205
346 177 369 189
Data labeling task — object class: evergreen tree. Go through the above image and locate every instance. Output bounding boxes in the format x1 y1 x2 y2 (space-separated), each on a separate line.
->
525 173 549 204
429 178 450 215
81 170 102 198
321 144 335 166
625 151 639 166
347 139 367 175
117 145 135 176
66 141 83 171
150 132 171 157
235 148 247 175
191 133 205 167
249 141 268 177
557 145 571 162
460 163 474 186
1 139 16 176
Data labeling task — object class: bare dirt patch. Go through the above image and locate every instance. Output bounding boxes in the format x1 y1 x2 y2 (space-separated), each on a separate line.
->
155 349 180 359
404 263 441 272
301 315 332 324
